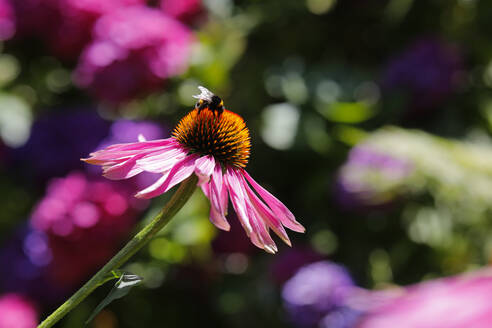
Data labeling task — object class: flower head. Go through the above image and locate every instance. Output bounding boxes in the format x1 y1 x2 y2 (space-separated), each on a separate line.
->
83 87 304 253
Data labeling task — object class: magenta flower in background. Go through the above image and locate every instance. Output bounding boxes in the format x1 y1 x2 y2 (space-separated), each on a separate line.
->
282 261 360 328
160 0 204 24
11 0 145 60
75 6 193 103
358 269 492 328
51 0 146 59
0 0 14 41
382 38 462 111
30 171 145 287
83 87 304 253
0 294 37 328
335 146 412 210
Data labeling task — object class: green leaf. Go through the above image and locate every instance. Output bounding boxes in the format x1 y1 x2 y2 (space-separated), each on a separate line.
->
318 101 374 124
85 273 142 324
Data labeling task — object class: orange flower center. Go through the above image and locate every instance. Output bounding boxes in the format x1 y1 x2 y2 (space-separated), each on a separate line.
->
172 107 251 168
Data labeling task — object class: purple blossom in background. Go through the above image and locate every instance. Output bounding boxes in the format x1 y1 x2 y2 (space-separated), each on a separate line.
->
0 293 37 328
160 0 204 25
382 38 462 111
0 0 14 41
30 171 145 288
358 269 492 328
88 119 168 190
270 247 322 285
0 226 64 303
335 146 412 209
75 6 193 103
282 261 358 328
13 111 109 180
11 0 145 60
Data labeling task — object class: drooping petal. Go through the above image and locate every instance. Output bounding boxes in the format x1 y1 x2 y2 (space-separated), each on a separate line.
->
242 170 305 233
240 171 292 246
210 164 226 214
245 199 278 254
135 154 199 199
134 172 170 199
194 155 215 185
225 167 252 235
200 181 230 231
225 167 278 253
209 204 231 231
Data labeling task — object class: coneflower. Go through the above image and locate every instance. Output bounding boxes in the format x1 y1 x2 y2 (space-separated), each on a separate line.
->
83 86 304 253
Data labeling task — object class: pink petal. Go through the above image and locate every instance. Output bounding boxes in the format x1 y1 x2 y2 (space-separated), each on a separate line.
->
242 170 305 233
134 173 169 199
209 204 230 231
226 168 277 253
225 167 252 235
210 164 227 215
135 154 199 199
194 155 215 185
102 155 144 180
245 199 278 253
83 138 179 165
201 181 210 198
136 147 187 173
240 172 291 246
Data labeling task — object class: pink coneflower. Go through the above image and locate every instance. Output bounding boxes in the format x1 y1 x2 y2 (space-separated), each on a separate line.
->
83 87 305 253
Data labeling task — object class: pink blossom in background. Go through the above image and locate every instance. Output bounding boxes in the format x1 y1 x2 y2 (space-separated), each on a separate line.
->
358 269 492 328
11 0 145 60
0 0 14 41
75 6 193 103
51 0 146 59
160 0 204 24
0 294 37 328
30 172 146 287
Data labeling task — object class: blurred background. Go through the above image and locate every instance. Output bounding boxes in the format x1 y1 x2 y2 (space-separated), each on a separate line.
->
2 0 492 327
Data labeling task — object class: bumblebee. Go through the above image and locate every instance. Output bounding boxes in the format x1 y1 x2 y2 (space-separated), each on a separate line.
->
193 86 224 115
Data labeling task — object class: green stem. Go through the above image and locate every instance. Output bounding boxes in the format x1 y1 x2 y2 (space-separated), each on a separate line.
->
37 175 198 328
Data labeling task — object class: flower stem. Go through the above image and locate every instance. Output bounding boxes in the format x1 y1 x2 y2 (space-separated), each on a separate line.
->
37 175 198 328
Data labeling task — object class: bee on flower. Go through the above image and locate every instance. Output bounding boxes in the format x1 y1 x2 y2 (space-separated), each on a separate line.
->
83 87 305 253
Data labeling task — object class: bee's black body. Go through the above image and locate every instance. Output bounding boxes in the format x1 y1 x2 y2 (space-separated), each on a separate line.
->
197 95 224 115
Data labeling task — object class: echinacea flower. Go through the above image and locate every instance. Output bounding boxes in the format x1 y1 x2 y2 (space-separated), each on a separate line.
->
83 86 305 253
